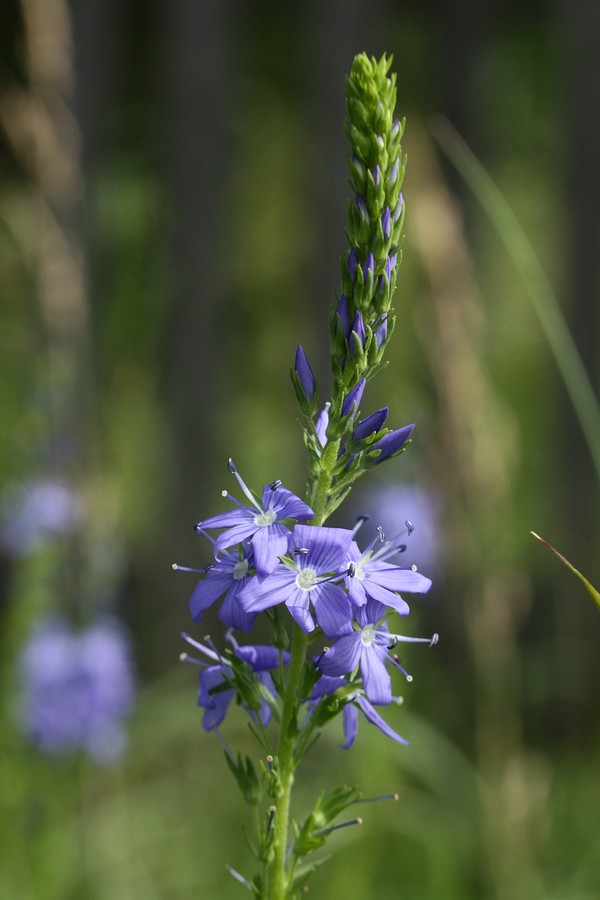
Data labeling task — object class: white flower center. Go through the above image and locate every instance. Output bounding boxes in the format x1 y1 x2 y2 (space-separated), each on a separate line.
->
353 560 366 581
295 567 317 591
360 624 377 647
254 509 277 527
232 559 249 581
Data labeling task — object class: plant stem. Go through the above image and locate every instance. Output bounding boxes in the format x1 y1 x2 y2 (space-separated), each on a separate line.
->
266 438 340 899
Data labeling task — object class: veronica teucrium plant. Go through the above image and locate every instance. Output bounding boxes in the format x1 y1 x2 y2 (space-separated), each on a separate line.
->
176 54 438 899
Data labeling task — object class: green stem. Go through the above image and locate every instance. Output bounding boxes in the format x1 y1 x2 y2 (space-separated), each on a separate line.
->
266 438 341 899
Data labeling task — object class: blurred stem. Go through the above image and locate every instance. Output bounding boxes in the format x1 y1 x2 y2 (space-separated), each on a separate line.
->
432 117 600 485
266 439 339 899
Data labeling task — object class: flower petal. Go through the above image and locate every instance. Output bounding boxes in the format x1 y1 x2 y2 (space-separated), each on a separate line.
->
318 633 362 677
251 523 290 575
353 694 408 745
189 573 231 620
341 703 359 749
238 568 296 613
312 582 353 637
360 646 392 705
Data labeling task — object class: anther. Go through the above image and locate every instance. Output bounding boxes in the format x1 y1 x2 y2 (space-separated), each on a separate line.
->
405 520 414 535
347 562 356 578
430 632 439 647
269 479 282 491
266 805 277 835
376 525 385 542
227 459 237 474
266 754 274 773
293 547 310 555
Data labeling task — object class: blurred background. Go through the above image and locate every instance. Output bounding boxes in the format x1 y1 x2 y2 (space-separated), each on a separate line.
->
1 1 599 898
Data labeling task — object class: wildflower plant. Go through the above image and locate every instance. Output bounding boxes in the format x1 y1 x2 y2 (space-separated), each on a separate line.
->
176 54 438 898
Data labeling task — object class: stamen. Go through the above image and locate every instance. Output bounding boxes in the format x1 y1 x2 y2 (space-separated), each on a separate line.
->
352 514 370 537
357 793 399 804
179 652 205 667
377 525 385 542
225 866 253 891
266 754 274 773
180 631 219 662
172 562 212 574
429 632 440 647
390 655 413 682
347 562 356 578
214 725 235 762
269 479 283 491
218 491 246 510
405 520 414 535
314 817 363 837
227 459 261 509
293 547 310 555
193 525 216 546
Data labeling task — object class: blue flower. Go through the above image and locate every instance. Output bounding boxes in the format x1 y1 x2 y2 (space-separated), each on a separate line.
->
196 461 313 576
341 379 366 418
182 635 289 731
317 598 437 705
346 527 432 614
294 344 317 404
16 617 135 763
185 540 257 633
309 674 408 748
238 524 354 636
351 407 388 442
371 423 414 462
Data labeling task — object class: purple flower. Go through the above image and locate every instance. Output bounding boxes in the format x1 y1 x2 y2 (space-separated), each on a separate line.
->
345 528 432 614
182 635 289 732
309 674 408 748
335 295 350 340
197 461 313 576
373 164 381 186
349 311 366 358
315 403 330 454
347 248 359 281
16 617 135 763
352 407 389 442
374 315 388 348
238 524 354 636
357 483 440 574
317 598 437 705
186 541 257 633
394 194 403 222
341 379 366 418
355 194 369 224
381 206 391 240
1 479 82 557
363 253 374 281
294 344 317 403
371 424 414 462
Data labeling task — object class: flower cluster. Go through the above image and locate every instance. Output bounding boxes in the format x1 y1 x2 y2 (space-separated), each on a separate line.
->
178 461 435 745
16 617 135 763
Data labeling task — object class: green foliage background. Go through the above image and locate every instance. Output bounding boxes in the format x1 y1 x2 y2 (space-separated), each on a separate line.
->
1 2 599 898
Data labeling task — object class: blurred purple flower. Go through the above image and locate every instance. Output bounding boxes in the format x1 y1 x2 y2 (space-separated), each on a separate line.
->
1 479 82 557
354 482 441 574
16 617 135 763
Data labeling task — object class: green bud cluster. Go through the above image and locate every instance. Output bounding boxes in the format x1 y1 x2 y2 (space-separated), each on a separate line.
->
330 52 406 390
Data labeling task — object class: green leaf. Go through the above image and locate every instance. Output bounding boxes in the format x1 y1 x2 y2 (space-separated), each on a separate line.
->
531 531 600 611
